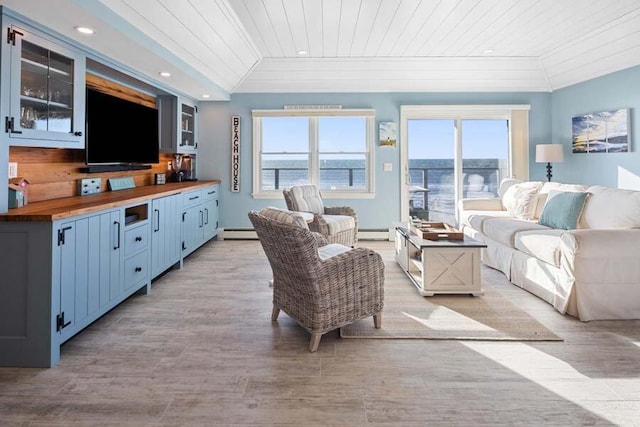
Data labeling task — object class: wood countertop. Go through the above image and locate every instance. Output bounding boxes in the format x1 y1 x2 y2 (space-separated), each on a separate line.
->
0 180 221 222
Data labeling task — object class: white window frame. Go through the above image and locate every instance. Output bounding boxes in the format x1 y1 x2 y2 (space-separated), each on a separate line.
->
252 108 376 199
399 104 531 222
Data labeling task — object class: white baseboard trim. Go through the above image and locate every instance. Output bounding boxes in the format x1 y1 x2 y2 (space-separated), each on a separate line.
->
219 229 257 240
220 228 392 241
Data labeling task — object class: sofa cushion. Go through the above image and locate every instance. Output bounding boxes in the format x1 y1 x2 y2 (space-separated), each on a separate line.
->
538 191 589 230
580 186 640 229
501 181 543 219
515 229 564 267
534 182 589 219
322 214 355 235
258 207 309 230
482 217 550 248
465 211 513 231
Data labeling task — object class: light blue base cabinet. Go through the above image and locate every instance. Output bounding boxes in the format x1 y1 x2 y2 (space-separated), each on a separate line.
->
181 184 219 257
0 205 150 367
0 185 219 367
151 194 181 278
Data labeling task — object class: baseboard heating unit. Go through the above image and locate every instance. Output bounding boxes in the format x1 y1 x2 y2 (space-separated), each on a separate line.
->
220 228 392 241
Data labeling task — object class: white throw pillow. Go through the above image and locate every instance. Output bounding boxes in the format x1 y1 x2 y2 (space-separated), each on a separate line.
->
502 181 543 219
497 178 522 198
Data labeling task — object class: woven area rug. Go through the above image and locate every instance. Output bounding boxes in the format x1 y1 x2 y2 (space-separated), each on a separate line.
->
340 266 562 341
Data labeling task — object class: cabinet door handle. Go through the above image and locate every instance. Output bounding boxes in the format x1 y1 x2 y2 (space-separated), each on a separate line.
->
189 195 199 201
135 267 142 272
154 209 160 232
58 226 73 246
5 117 22 134
199 210 204 228
113 221 121 250
204 208 209 225
207 190 216 195
56 312 71 332
135 236 142 242
72 131 83 137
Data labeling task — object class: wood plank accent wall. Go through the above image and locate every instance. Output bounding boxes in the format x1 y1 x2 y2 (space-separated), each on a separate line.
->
8 74 171 204
8 148 172 203
86 74 157 109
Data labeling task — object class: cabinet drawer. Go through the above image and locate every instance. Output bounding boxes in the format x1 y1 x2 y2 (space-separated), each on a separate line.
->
202 185 219 202
124 251 149 290
182 190 202 208
124 223 149 257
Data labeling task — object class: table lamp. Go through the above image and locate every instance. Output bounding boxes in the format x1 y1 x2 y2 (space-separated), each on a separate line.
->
536 144 564 182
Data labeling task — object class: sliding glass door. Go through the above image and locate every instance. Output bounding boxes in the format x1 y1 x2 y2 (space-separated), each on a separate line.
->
404 115 510 226
461 120 509 200
407 119 455 223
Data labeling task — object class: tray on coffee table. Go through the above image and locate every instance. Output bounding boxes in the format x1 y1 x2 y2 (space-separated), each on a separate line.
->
410 221 464 241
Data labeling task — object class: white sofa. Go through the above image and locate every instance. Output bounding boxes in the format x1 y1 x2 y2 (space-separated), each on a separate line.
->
459 180 640 321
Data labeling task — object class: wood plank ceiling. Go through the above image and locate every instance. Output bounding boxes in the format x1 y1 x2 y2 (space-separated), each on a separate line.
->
229 0 640 93
2 0 640 97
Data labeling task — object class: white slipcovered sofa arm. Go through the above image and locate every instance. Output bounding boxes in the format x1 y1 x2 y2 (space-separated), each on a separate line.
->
458 198 504 211
562 229 640 260
561 229 640 320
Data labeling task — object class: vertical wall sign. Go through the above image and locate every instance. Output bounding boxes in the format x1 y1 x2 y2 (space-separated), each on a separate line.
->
231 115 240 192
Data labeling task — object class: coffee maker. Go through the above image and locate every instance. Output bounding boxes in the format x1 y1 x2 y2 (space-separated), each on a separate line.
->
172 154 196 182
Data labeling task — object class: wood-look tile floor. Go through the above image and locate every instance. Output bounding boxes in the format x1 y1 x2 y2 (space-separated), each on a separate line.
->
2 240 640 426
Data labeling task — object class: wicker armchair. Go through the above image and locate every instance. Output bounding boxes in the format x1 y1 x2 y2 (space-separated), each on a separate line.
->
248 207 384 352
283 184 358 246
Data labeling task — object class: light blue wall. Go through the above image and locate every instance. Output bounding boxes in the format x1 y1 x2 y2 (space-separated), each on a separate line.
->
550 65 640 187
198 92 551 230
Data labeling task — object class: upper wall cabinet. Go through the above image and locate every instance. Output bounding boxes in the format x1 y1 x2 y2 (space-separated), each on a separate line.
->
159 95 198 154
4 22 86 148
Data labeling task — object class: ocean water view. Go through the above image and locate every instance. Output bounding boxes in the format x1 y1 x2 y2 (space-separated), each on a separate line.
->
262 158 505 221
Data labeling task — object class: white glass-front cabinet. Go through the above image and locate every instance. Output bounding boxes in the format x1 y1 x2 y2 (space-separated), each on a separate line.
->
160 95 198 154
6 24 86 148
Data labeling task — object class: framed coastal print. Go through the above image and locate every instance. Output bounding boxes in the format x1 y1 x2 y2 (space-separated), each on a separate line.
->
572 109 630 153
379 121 397 147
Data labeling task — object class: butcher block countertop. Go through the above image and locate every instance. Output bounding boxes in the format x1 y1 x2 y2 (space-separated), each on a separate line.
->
0 180 221 222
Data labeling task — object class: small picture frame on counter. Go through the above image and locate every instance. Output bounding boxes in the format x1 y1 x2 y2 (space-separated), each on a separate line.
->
155 173 166 185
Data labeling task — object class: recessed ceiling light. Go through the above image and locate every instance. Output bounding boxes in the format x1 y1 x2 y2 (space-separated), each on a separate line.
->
159 71 171 77
483 49 494 54
74 26 94 35
297 50 308 56
202 94 211 99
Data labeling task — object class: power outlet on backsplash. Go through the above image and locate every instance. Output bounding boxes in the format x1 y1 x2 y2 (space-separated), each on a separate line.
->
8 162 17 179
79 178 102 195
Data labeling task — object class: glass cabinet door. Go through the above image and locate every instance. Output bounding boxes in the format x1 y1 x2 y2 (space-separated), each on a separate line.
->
20 40 73 133
8 25 85 147
180 102 197 152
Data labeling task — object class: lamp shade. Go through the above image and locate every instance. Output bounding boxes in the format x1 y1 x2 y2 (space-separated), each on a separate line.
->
536 144 564 163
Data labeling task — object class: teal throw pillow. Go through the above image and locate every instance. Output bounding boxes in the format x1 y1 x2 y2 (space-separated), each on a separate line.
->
538 190 589 230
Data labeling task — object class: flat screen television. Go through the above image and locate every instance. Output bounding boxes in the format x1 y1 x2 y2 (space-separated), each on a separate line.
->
85 88 159 165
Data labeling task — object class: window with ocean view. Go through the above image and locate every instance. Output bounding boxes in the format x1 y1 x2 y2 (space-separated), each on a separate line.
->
400 105 531 225
252 109 375 198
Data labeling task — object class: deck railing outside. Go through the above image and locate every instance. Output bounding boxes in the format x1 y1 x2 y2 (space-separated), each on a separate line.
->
261 164 503 224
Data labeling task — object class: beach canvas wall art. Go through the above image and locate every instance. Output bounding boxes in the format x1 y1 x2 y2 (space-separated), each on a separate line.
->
379 121 397 147
572 109 630 153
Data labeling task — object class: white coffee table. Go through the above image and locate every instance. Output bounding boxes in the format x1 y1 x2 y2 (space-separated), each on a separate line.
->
395 225 486 296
